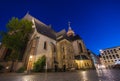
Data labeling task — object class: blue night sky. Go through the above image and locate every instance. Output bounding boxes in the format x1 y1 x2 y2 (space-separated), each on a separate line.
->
0 0 120 55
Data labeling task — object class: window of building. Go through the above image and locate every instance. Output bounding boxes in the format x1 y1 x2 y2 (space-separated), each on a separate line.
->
114 49 117 53
111 60 113 62
110 50 113 54
115 60 117 61
103 56 105 60
106 56 109 59
30 48 34 54
109 55 112 59
79 43 83 53
62 46 64 53
107 50 110 54
104 51 107 54
116 54 119 58
113 55 116 59
101 53 104 56
63 55 65 59
104 61 106 63
52 43 56 52
44 41 47 50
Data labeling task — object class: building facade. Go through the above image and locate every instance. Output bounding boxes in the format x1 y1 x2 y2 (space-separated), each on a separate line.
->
100 46 120 68
0 13 94 71
87 50 100 69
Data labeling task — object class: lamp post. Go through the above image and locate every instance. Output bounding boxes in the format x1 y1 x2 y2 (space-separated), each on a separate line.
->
45 55 47 73
28 55 33 74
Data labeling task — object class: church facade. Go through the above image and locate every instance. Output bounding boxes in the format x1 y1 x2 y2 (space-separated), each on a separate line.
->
0 13 94 71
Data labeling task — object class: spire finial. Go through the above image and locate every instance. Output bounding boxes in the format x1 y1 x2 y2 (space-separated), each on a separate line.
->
68 21 71 30
27 11 29 15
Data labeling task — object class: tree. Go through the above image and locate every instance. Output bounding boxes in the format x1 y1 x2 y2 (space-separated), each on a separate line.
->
0 17 33 71
33 55 46 72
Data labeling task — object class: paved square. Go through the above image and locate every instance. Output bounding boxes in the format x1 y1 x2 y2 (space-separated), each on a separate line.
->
0 69 120 81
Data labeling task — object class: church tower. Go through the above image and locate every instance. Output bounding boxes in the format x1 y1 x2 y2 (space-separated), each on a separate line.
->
67 22 75 37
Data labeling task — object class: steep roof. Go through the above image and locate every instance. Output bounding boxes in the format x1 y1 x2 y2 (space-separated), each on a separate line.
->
35 21 56 39
70 35 82 41
23 13 82 41
56 29 66 37
23 13 48 27
23 13 56 40
57 34 82 42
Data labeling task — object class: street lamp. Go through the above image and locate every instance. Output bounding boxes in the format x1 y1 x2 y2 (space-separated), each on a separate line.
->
30 55 33 59
28 55 33 74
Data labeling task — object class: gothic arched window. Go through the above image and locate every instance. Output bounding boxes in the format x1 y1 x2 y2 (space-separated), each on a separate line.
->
79 43 83 53
44 41 47 50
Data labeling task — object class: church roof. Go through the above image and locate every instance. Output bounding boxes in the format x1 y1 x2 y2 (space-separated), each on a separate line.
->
35 21 56 39
56 29 66 37
57 34 82 42
23 13 47 27
23 13 82 41
23 13 56 40
70 35 82 41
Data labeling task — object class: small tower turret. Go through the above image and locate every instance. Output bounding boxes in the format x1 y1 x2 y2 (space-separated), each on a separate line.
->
67 22 75 37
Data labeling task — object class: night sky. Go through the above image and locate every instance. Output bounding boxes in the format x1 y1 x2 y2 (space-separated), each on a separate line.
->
0 0 120 55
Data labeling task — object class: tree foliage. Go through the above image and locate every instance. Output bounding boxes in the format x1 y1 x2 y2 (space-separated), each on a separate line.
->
33 55 46 72
0 17 33 61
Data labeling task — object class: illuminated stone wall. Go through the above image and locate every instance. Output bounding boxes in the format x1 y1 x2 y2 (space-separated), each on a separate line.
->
75 60 93 69
56 39 75 69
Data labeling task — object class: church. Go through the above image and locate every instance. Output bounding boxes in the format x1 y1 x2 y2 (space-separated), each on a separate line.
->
0 13 94 71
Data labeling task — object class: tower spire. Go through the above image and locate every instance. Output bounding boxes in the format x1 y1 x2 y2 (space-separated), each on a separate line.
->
27 11 29 14
67 21 75 37
68 21 72 30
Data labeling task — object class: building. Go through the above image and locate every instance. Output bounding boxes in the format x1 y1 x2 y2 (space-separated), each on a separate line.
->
87 49 101 69
0 13 94 71
100 46 120 68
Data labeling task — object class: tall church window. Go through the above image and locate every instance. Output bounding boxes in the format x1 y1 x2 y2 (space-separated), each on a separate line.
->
63 55 65 59
32 39 36 47
62 46 64 53
44 41 47 50
50 42 56 52
53 43 56 52
79 43 83 53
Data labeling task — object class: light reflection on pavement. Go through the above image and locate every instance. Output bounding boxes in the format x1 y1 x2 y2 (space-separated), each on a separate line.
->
0 69 120 81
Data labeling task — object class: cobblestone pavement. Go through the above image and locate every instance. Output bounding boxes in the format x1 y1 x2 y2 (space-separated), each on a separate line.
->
0 69 120 81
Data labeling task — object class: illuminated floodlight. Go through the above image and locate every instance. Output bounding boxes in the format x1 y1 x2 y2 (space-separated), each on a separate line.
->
30 55 33 59
99 49 103 53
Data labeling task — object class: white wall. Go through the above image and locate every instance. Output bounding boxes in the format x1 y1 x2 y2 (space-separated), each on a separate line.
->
35 32 56 69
